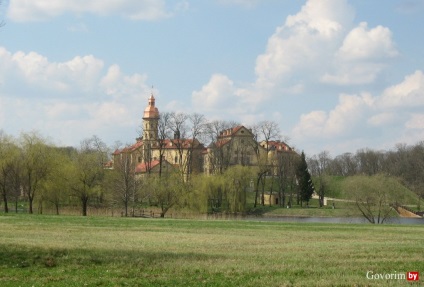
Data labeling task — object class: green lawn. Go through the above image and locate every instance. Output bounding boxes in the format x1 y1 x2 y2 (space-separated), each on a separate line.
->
0 214 423 286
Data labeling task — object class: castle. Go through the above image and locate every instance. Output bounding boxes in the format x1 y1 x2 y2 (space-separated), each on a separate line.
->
112 95 294 176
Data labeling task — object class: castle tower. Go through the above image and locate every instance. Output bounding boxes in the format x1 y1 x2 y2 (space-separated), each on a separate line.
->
142 93 159 141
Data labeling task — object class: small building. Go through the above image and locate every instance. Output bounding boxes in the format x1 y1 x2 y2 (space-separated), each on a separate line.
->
262 193 280 206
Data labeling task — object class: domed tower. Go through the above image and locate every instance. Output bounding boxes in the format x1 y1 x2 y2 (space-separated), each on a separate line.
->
142 93 159 141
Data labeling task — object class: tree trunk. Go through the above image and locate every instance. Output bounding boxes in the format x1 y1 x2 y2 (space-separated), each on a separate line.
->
2 191 8 213
82 196 88 216
254 176 261 208
28 196 34 214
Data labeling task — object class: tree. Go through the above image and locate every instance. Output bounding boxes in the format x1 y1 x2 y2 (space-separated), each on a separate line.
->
296 151 314 206
168 112 206 180
0 132 20 213
255 121 280 206
274 150 298 208
156 112 173 177
41 148 75 215
345 175 401 224
147 170 184 217
204 120 240 174
308 151 331 207
107 149 140 217
19 132 53 214
70 136 108 216
223 166 255 213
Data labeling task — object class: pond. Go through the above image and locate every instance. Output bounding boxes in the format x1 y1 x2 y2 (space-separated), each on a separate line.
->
245 216 424 225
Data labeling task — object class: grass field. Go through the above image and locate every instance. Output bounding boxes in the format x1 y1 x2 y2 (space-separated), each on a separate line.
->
0 214 423 287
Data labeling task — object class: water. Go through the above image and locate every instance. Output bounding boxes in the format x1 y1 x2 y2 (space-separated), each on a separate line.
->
245 216 424 225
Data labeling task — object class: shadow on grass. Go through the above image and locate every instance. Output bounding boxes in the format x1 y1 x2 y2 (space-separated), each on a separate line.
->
0 244 224 269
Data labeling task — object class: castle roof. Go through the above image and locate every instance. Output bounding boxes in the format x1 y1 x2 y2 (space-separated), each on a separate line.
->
143 94 159 119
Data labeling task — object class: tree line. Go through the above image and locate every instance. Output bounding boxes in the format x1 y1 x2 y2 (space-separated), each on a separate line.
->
307 143 424 223
308 143 424 196
0 115 308 217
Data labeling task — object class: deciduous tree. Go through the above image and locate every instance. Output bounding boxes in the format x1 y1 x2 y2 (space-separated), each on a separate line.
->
19 132 53 214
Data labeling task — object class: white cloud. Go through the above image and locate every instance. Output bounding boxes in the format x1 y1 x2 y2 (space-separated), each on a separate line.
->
292 93 372 139
100 65 148 99
254 0 355 89
0 46 150 146
7 0 173 22
322 22 398 85
0 48 105 95
405 114 424 130
194 0 398 113
377 70 424 108
192 74 237 110
338 22 398 60
292 70 424 154
367 113 396 127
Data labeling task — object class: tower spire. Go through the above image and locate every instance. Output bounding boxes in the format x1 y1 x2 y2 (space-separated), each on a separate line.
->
142 89 159 141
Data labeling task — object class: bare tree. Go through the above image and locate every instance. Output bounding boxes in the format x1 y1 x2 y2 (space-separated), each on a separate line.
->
108 148 140 217
274 150 297 208
169 112 206 180
156 112 173 177
250 120 280 206
205 120 239 174
308 151 331 207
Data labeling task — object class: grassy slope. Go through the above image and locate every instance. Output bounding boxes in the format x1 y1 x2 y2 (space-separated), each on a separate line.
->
0 214 423 287
264 175 420 218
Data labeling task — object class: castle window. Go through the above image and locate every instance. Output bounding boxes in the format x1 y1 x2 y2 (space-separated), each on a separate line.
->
174 156 178 164
138 156 142 163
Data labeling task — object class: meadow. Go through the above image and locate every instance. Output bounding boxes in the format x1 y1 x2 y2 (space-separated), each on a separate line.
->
0 214 422 287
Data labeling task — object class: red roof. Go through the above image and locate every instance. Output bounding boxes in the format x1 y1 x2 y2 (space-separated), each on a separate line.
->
114 140 143 155
265 141 292 151
218 125 244 138
135 160 160 173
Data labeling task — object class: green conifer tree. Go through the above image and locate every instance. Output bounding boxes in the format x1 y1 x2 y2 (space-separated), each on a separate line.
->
296 151 314 204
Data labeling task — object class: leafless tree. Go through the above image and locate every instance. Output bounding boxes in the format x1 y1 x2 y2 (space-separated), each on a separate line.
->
156 111 173 177
250 120 280 206
274 150 298 207
108 148 140 217
308 151 331 207
205 120 239 174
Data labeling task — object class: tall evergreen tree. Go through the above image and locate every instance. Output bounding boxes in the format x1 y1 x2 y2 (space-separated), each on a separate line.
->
296 151 314 204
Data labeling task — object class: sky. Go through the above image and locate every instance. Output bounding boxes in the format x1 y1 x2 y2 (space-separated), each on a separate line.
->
0 0 424 156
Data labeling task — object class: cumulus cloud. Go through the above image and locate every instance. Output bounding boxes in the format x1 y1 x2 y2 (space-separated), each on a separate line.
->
292 70 424 153
0 47 105 95
7 0 174 22
405 114 424 130
254 0 355 90
322 22 398 85
292 93 372 139
192 74 237 111
377 70 424 108
193 0 398 114
0 46 150 146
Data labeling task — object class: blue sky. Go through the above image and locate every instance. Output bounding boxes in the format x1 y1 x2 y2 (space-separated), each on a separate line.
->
0 0 424 156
